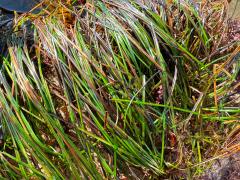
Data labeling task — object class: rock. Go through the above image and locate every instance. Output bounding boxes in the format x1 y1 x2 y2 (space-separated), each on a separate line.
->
0 0 41 13
229 0 240 19
0 10 13 55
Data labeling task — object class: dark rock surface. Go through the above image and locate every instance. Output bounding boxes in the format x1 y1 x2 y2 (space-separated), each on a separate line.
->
0 10 13 55
0 0 42 55
0 0 41 13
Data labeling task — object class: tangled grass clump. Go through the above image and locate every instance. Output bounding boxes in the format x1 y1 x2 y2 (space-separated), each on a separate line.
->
0 0 239 179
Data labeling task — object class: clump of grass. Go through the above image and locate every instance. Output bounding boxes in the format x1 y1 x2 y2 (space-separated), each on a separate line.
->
0 0 239 179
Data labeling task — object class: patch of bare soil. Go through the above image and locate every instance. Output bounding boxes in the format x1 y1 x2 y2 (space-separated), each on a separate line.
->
200 153 240 180
199 129 240 180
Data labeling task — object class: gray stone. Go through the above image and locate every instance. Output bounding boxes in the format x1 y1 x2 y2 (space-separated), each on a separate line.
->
0 0 41 13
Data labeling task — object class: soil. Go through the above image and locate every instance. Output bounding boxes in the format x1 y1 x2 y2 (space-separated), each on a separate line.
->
200 154 240 180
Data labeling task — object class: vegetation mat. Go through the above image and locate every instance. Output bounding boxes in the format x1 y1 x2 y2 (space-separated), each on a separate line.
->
0 0 239 179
